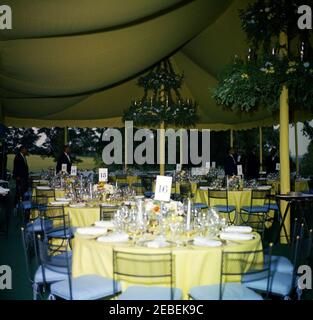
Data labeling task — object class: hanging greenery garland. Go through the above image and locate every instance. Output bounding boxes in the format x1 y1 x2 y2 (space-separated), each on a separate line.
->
213 55 313 112
239 0 303 51
123 60 198 127
212 0 313 114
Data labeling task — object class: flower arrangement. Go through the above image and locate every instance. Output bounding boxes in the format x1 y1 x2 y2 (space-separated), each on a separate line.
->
227 176 243 191
95 182 115 195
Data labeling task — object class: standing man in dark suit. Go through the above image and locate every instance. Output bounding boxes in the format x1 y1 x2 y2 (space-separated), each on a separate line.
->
56 145 72 174
13 146 29 204
224 148 237 176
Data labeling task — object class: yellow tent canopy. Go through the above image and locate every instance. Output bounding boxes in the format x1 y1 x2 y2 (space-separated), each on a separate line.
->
1 0 312 129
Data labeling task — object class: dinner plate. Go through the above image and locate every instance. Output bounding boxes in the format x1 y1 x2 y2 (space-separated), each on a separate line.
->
69 203 86 208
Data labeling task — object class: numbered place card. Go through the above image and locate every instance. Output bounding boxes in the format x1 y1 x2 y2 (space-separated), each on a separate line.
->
61 163 67 173
176 164 182 172
237 165 243 176
99 168 108 182
205 162 211 169
71 165 77 176
276 163 280 171
154 176 172 202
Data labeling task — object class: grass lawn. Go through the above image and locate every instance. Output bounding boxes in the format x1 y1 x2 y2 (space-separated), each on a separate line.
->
7 154 96 173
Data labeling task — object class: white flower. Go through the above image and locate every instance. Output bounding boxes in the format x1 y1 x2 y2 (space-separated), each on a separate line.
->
304 62 310 68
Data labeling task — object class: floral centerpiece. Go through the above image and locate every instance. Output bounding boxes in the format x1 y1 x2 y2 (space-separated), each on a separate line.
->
227 176 243 191
207 168 225 189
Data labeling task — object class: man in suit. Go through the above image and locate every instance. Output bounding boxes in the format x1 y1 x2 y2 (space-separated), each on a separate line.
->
13 145 29 204
56 145 72 174
224 148 237 176
265 147 279 174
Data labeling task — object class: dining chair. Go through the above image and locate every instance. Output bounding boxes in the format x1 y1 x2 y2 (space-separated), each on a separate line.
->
37 237 120 300
21 226 68 300
99 204 118 221
242 234 304 300
113 250 182 300
240 189 271 238
40 205 74 240
189 244 273 300
208 189 236 224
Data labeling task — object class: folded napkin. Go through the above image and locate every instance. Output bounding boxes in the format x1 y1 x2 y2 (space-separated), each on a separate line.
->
94 220 115 229
36 186 51 190
257 186 271 190
146 240 170 248
193 237 222 247
223 226 252 234
0 187 9 194
76 227 107 236
219 232 254 241
50 201 70 206
97 232 129 243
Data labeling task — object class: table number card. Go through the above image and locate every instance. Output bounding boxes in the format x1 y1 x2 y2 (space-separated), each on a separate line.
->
205 162 211 174
61 163 67 173
154 176 172 202
71 165 77 176
237 165 243 176
176 164 182 172
276 163 280 171
99 168 108 182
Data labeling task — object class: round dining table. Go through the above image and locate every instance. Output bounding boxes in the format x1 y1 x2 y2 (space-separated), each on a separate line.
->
72 233 262 300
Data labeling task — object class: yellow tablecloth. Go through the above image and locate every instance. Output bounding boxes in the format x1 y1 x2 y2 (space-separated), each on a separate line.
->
72 234 261 299
110 175 140 186
195 189 253 213
65 207 100 228
267 180 310 193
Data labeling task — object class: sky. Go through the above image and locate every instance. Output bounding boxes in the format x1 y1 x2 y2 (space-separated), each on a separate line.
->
289 121 313 156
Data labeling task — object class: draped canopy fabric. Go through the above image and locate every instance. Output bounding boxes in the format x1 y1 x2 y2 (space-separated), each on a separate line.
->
0 0 312 129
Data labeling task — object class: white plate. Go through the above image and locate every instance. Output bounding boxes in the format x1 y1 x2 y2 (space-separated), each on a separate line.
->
69 203 86 208
94 220 115 229
76 227 107 238
97 232 129 243
56 198 72 202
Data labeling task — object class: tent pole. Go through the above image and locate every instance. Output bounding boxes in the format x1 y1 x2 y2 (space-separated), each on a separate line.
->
279 32 291 244
160 121 165 176
124 127 128 171
180 129 183 166
259 127 263 172
295 122 299 176
64 126 68 145
230 129 234 148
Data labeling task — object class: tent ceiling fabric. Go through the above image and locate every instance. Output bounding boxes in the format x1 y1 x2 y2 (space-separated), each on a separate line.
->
1 0 312 129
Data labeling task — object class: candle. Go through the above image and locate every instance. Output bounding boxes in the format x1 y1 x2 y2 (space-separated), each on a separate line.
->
186 199 191 230
138 200 143 223
301 42 305 61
